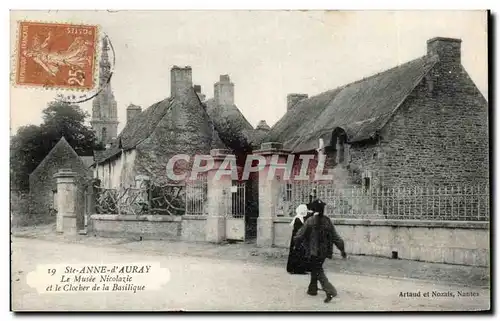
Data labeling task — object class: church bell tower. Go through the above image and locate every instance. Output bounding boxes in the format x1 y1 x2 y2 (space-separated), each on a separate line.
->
91 37 118 146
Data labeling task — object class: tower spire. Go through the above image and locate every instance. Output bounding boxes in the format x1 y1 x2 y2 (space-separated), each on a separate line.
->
98 37 111 86
91 36 118 146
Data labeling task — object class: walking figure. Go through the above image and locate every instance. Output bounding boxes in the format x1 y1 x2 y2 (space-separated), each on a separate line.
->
293 190 347 303
286 204 313 274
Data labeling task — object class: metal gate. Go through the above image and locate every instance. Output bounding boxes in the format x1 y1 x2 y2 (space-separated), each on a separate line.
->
185 176 208 215
225 181 246 241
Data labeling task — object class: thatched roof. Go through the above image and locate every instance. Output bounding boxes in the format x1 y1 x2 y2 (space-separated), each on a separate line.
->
204 98 257 150
252 120 271 148
265 55 439 153
265 88 344 150
95 88 227 164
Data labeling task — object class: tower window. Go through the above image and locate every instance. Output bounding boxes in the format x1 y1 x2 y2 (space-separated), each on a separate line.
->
102 128 107 144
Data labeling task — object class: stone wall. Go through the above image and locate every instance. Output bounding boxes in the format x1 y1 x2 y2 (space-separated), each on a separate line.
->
273 217 489 267
89 214 207 242
181 215 207 242
10 190 38 227
347 143 380 186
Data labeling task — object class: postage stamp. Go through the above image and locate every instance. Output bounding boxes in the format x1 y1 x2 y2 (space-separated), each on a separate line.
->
15 21 98 90
56 33 116 104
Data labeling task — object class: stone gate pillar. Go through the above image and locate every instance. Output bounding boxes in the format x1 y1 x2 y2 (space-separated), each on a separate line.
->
84 178 99 231
54 169 78 235
255 142 292 247
205 149 235 243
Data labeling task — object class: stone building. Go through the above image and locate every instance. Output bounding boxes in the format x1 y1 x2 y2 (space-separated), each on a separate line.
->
93 66 230 189
91 37 119 146
265 37 489 190
28 137 93 224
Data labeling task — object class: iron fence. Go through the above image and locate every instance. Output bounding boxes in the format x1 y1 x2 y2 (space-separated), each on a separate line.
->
279 183 489 221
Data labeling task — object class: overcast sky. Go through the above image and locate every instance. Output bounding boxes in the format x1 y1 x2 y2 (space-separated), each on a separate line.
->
10 10 488 135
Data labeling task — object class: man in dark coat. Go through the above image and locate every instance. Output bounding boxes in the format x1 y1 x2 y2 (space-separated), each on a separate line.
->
293 191 347 303
306 190 346 258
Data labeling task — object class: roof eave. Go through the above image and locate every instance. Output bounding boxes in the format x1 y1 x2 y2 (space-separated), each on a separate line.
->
96 149 123 165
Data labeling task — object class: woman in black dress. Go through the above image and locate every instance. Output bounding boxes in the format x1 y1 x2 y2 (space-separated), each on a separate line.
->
286 204 312 274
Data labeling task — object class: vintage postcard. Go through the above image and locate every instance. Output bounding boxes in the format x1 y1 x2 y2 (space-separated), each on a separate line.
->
10 10 491 312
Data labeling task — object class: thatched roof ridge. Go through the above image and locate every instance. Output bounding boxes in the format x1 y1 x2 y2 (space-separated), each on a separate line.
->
265 55 439 153
95 87 228 164
204 98 256 150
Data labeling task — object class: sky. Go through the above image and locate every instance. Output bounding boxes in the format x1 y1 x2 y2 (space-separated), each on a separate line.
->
9 10 488 135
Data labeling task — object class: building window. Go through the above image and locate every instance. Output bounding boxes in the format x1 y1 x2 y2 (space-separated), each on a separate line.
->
102 127 107 144
285 183 292 202
363 177 371 192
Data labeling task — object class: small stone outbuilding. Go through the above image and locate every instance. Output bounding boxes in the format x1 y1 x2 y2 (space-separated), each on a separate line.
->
29 137 92 225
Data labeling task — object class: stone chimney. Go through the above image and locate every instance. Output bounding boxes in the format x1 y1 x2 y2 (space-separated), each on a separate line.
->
287 93 308 111
126 104 142 123
256 120 271 131
170 66 193 97
194 84 206 102
427 37 462 65
214 74 234 105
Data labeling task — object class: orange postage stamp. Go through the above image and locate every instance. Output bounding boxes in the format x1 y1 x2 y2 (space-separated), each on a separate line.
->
15 21 98 90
